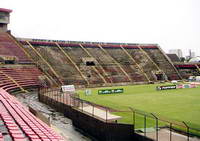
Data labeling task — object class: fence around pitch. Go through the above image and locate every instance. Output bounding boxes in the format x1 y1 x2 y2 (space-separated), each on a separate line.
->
38 86 200 141
124 107 200 141
38 86 117 122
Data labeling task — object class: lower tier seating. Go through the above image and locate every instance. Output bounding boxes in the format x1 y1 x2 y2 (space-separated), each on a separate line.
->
0 67 42 92
0 88 64 141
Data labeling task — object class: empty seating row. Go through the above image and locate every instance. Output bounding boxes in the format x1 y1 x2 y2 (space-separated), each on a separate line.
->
0 88 64 141
0 33 32 63
143 49 181 80
19 39 182 85
0 67 42 92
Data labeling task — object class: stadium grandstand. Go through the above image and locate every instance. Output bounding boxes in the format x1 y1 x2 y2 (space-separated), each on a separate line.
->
174 63 200 79
17 39 182 86
2 7 199 141
0 8 64 141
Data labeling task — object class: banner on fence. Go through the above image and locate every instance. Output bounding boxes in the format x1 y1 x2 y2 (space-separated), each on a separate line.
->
61 85 75 92
98 88 124 94
85 89 92 96
157 84 197 91
156 85 176 90
177 84 197 89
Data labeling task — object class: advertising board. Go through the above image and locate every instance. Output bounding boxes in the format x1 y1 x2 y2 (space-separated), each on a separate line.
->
156 85 176 90
61 85 75 92
98 88 123 94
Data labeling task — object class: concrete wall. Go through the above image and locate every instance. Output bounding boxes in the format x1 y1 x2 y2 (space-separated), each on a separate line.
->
0 12 10 32
39 94 153 141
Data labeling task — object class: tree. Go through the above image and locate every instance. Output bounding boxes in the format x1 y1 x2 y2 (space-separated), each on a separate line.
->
180 57 185 62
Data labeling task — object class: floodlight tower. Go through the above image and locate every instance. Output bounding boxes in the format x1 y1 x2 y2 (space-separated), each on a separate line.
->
0 8 12 32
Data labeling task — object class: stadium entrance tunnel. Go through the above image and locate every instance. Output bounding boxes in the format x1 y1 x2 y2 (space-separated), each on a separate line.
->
0 56 17 64
5 60 15 64
86 61 95 66
155 72 166 81
82 57 96 66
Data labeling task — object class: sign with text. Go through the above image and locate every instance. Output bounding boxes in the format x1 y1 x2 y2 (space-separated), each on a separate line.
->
61 85 75 92
156 85 176 90
98 88 124 95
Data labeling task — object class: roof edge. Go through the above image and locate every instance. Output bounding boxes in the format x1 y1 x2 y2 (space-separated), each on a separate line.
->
0 8 12 13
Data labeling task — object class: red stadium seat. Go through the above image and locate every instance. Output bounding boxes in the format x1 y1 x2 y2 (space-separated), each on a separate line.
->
0 88 64 140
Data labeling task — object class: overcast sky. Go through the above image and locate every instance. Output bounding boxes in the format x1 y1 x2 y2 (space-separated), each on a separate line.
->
1 0 200 56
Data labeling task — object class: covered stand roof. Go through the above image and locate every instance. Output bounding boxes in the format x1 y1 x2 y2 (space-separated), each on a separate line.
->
189 56 200 63
167 54 181 62
0 8 12 13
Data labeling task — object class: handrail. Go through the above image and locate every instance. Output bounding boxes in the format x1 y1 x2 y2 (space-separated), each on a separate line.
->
26 41 63 85
157 45 183 80
36 61 59 86
98 44 132 82
195 64 200 73
79 44 108 84
55 42 90 85
120 45 150 82
137 45 167 77
0 70 28 93
6 33 33 63
5 36 56 85
79 44 112 83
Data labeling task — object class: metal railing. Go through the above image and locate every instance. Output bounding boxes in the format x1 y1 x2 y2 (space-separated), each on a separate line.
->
38 86 200 141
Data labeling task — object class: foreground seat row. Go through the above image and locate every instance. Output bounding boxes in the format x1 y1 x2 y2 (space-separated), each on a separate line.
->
0 67 42 92
0 88 64 141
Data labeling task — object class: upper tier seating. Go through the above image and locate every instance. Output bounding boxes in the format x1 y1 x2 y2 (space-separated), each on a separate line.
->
143 48 181 80
0 33 32 64
19 40 182 84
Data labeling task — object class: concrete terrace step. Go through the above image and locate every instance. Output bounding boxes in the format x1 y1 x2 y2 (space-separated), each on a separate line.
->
77 106 121 122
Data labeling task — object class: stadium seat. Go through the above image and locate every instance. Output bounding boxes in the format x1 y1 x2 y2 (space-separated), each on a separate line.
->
0 88 64 140
0 32 32 63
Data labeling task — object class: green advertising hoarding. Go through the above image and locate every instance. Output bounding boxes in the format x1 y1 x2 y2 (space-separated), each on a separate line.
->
98 88 124 94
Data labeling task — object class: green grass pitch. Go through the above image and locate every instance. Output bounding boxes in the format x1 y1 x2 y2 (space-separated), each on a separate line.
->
77 83 200 132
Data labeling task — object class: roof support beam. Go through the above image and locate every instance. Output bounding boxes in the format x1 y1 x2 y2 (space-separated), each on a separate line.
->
79 44 107 84
26 41 63 85
55 42 90 85
98 44 132 82
120 45 150 82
